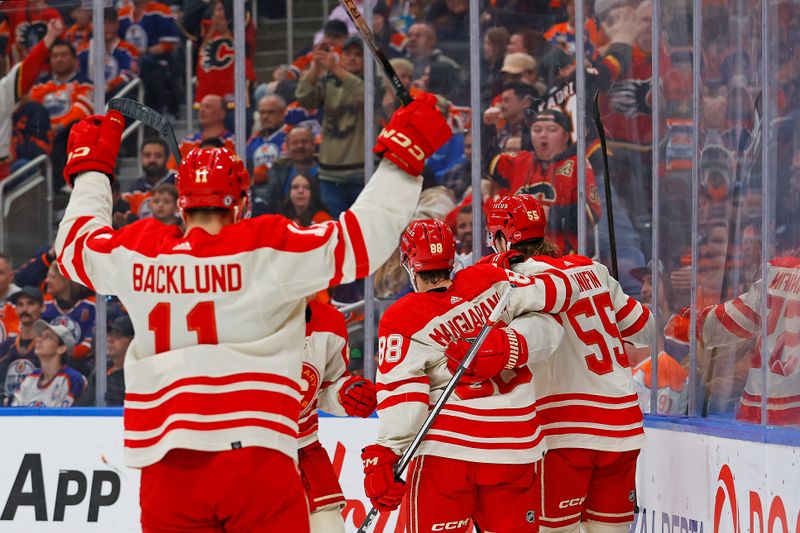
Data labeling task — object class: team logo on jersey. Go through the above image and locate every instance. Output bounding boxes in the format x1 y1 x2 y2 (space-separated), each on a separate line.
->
254 142 281 169
125 24 149 52
517 182 556 204
44 90 73 120
49 315 81 343
299 362 321 414
202 38 235 71
555 159 574 177
526 510 536 523
105 54 120 82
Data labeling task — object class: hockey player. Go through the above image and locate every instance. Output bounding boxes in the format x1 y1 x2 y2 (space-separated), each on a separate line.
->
696 250 800 425
53 92 451 531
483 194 653 533
362 218 577 533
300 298 377 532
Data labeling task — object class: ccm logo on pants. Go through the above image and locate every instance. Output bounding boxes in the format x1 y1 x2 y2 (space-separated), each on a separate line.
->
432 519 471 530
558 497 586 509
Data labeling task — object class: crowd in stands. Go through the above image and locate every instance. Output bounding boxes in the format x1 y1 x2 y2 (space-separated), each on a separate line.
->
0 0 796 421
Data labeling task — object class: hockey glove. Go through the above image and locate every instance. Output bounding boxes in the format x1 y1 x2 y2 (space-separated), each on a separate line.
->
445 326 529 384
338 375 377 418
63 111 125 186
477 250 526 270
374 92 452 176
362 444 406 512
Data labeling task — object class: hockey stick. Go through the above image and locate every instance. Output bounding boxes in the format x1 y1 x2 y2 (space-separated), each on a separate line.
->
357 286 514 533
592 91 619 280
338 0 412 106
107 98 182 164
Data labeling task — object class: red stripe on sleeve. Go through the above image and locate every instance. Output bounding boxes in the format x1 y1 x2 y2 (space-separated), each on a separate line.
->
714 305 753 339
620 307 650 338
56 215 93 265
70 233 97 292
546 268 573 313
731 297 759 325
616 297 638 323
343 210 370 279
537 274 558 313
328 224 345 287
378 392 429 410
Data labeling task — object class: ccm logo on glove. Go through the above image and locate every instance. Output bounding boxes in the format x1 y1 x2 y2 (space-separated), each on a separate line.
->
379 129 424 161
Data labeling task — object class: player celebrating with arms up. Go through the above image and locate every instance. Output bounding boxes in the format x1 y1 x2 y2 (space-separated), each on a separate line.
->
362 218 578 533
483 195 653 533
53 93 450 532
299 297 377 532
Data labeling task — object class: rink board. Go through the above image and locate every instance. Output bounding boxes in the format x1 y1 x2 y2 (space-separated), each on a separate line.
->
0 415 798 532
634 426 800 533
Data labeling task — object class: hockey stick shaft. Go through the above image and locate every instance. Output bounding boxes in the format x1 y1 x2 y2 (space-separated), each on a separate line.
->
107 98 182 164
338 0 412 106
357 286 514 533
592 91 619 280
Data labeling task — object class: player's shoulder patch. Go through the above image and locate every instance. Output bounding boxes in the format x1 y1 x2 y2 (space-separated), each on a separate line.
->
555 158 575 177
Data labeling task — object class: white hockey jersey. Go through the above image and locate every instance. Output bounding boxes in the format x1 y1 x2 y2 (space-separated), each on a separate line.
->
699 257 800 425
375 263 576 465
513 255 654 452
55 160 423 468
298 299 354 449
12 366 87 407
632 352 688 415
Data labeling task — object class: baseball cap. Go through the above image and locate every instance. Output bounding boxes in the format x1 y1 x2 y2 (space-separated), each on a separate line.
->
10 286 44 305
629 259 664 282
501 53 536 74
32 320 76 355
343 36 364 51
531 109 572 133
109 315 135 338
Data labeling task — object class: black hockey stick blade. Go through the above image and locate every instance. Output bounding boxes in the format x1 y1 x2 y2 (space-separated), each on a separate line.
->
107 98 182 164
338 0 412 106
592 91 619 280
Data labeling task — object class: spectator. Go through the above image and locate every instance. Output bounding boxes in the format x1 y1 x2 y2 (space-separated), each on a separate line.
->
10 320 86 407
506 29 550 59
488 109 602 254
481 26 510 106
11 100 52 170
247 94 290 185
43 262 95 370
482 81 537 158
29 40 93 133
78 8 140 97
112 180 138 229
426 0 469 67
172 94 235 168
125 137 176 218
380 58 414 125
149 183 181 226
296 36 365 216
0 19 62 180
257 126 319 215
118 0 180 115
5 0 63 65
0 287 44 405
64 5 91 49
78 314 132 407
195 0 256 105
373 1 407 58
278 174 333 227
543 0 598 59
500 52 547 97
405 22 465 103
0 253 21 338
293 19 348 77
454 203 473 258
441 129 472 201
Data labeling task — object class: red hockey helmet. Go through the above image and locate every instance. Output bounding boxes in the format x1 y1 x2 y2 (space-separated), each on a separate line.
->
176 147 250 212
399 219 456 273
486 194 547 247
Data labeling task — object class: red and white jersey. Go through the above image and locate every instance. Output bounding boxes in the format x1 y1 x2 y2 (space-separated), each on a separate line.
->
513 255 653 452
376 263 576 465
699 257 800 425
298 299 353 448
54 160 423 468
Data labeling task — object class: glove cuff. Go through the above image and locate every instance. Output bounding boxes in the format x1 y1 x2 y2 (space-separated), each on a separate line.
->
65 161 115 186
503 327 528 369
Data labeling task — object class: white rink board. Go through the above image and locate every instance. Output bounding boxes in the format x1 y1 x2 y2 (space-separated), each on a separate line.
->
634 427 800 533
0 415 401 533
3 417 799 532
